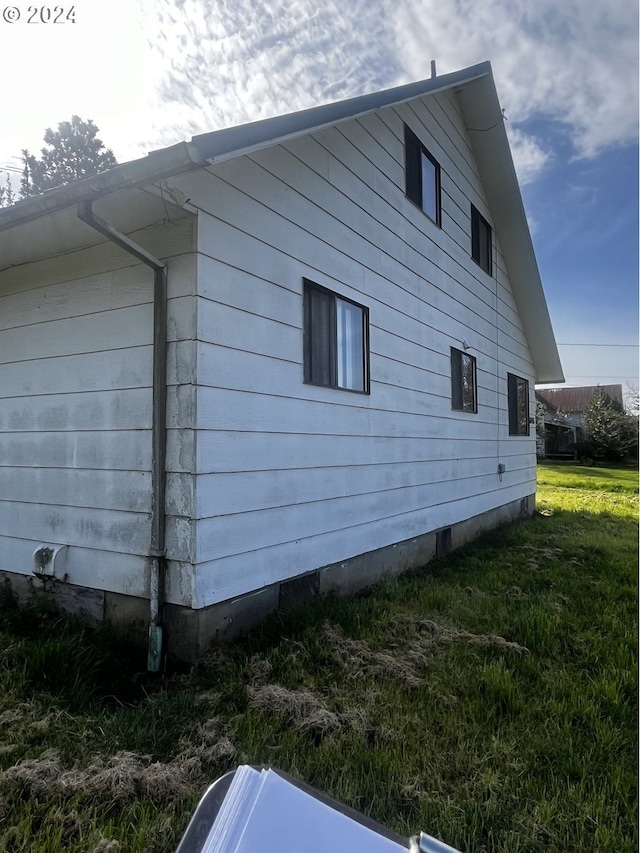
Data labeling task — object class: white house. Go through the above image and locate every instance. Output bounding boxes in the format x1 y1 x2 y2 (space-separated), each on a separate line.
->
0 61 564 665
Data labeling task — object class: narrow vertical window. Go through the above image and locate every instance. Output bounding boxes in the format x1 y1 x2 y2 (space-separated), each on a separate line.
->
471 204 492 275
304 283 334 388
303 280 369 393
405 124 441 225
508 373 530 435
451 347 477 413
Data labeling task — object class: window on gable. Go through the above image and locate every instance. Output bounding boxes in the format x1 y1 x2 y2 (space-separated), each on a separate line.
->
451 347 477 413
507 373 530 435
404 124 441 225
471 204 492 275
303 279 369 393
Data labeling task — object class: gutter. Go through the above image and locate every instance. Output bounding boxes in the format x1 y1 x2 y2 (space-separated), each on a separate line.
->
77 201 168 672
0 141 207 232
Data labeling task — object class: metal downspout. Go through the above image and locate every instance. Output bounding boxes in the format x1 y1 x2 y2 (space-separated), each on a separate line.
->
77 201 168 672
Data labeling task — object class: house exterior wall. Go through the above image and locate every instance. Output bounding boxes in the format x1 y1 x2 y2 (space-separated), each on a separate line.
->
170 89 537 611
0 216 197 610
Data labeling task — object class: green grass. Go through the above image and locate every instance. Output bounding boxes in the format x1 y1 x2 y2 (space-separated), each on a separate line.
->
0 463 637 852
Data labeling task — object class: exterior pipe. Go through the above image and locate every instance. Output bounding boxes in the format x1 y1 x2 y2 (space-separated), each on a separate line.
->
77 201 168 672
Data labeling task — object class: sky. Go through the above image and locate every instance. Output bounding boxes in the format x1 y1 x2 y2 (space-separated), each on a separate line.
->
0 0 638 401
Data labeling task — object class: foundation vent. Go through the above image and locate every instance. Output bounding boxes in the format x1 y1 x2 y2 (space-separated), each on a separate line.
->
33 544 68 582
436 527 452 557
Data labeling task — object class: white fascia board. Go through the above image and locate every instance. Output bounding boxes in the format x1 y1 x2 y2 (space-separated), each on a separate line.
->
456 73 564 384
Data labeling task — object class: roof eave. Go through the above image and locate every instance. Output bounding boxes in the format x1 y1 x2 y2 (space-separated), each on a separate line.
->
189 62 492 163
0 141 207 233
0 62 564 384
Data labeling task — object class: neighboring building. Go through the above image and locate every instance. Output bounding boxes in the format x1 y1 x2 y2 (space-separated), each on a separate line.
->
536 385 623 458
0 61 563 664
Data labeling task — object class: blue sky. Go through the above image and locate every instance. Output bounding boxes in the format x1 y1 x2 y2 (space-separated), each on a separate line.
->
521 130 639 396
1 0 637 400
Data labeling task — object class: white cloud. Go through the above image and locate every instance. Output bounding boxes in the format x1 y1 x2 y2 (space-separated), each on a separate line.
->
505 126 550 186
140 0 402 146
394 0 638 159
1 0 637 185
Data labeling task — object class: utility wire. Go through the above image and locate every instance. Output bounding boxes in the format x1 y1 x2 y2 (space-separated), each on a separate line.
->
557 342 639 347
563 375 639 379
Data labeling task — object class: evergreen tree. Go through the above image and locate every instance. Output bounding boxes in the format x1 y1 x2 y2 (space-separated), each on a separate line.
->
20 116 117 197
0 172 16 207
583 389 638 460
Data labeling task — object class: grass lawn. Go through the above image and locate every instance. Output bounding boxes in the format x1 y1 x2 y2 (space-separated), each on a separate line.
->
0 463 637 852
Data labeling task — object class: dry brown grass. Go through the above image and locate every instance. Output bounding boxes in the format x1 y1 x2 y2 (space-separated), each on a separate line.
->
321 622 424 686
319 618 529 691
411 618 530 656
0 705 238 827
0 748 202 807
246 683 366 738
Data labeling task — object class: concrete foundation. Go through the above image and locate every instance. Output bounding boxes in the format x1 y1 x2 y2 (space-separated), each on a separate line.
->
1 493 534 664
164 491 534 661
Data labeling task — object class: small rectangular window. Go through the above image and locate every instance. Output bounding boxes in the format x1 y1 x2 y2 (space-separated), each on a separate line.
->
471 204 492 275
303 279 369 393
405 125 441 225
451 347 477 413
507 373 529 435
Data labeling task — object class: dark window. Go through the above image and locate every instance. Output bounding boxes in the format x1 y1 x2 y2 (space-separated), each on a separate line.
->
508 373 530 435
471 204 492 274
405 125 441 225
451 347 477 413
303 279 369 393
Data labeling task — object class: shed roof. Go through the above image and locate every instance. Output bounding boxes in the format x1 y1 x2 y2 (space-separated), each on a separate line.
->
0 61 563 382
536 384 623 413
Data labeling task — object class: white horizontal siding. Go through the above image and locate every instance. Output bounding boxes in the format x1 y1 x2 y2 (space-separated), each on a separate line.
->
0 501 151 555
0 388 152 432
0 429 151 471
0 215 197 603
0 468 151 512
0 219 195 301
196 340 502 416
194 478 534 606
0 303 153 363
0 534 193 606
178 88 536 608
0 347 153 398
196 386 507 441
196 467 533 563
196 431 502 473
194 456 530 519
